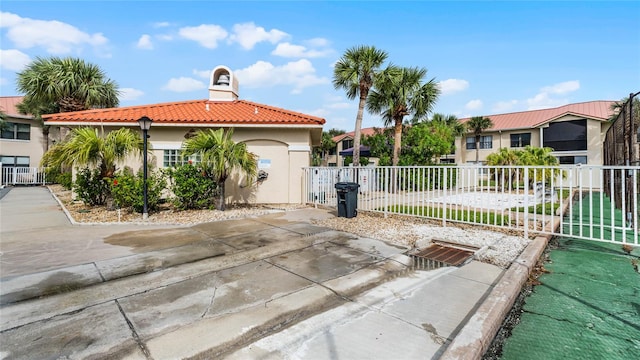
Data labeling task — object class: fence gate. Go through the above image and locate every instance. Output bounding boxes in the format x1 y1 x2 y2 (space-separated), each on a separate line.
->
1 166 46 186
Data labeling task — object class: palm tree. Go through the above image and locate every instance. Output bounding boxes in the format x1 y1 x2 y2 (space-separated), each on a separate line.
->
182 128 257 211
486 147 522 188
0 110 9 132
518 145 561 186
41 127 144 178
366 66 440 166
466 116 494 163
16 56 120 113
333 45 388 166
16 96 59 152
16 56 120 150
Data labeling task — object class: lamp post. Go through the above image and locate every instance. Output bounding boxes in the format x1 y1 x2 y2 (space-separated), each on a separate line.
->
137 116 153 220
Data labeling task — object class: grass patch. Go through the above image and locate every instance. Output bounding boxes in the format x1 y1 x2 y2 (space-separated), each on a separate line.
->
384 205 509 225
511 202 560 215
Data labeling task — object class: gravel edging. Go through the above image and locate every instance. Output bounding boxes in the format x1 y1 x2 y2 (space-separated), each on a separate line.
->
439 234 551 360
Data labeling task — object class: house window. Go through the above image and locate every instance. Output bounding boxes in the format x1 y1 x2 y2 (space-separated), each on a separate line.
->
466 136 492 149
341 139 353 150
510 133 531 148
0 155 30 167
163 150 201 167
543 120 587 151
1 122 30 140
558 156 587 165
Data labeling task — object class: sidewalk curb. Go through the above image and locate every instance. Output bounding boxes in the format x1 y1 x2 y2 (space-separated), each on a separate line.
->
145 256 412 359
439 234 551 360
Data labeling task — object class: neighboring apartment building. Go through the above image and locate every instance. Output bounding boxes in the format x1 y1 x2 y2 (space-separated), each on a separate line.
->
328 127 379 167
42 65 325 204
454 101 616 166
0 96 46 173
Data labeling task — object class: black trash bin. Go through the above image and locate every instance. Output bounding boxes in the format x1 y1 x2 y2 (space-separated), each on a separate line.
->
335 182 359 218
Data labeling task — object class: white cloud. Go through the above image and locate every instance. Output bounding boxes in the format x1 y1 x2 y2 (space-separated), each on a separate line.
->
234 59 329 94
0 77 7 86
153 21 171 28
299 107 331 118
0 11 108 54
541 80 580 95
0 49 31 71
465 99 483 111
305 38 330 47
192 69 210 79
438 78 469 95
493 100 519 113
162 77 206 92
136 34 153 50
157 34 173 41
119 88 144 101
326 102 351 110
271 42 332 58
178 24 228 49
229 22 288 50
527 80 580 110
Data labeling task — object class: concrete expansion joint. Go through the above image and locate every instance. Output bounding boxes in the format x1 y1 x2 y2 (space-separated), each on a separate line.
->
512 258 532 271
93 262 107 282
114 299 152 359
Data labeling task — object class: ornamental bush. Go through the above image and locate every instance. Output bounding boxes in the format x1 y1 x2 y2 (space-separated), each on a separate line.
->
165 163 218 210
111 168 167 213
73 167 111 205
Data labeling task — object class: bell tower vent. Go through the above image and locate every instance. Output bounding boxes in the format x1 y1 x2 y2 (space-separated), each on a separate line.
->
209 65 239 101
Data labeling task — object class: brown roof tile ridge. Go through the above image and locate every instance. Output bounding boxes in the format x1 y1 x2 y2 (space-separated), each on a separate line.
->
237 100 326 124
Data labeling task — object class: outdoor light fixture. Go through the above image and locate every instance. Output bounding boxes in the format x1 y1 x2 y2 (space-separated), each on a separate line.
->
137 116 153 219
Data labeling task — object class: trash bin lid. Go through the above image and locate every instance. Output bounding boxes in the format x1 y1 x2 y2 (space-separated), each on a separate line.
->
335 182 360 190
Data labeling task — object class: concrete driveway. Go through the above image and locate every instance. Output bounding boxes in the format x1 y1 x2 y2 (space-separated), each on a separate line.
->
0 186 511 359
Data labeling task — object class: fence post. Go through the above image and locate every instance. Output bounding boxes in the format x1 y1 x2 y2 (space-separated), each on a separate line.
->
524 168 529 239
384 167 389 218
442 166 447 228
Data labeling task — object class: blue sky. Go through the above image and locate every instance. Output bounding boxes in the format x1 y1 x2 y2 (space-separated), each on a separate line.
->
1 1 638 131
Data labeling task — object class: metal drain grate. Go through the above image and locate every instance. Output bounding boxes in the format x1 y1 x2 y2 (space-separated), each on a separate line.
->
409 241 477 270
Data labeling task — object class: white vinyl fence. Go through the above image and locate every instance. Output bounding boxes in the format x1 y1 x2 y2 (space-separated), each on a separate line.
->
303 165 639 246
1 166 46 186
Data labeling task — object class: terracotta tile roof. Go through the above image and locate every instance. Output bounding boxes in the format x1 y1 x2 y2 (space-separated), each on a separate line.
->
332 127 381 142
459 100 616 132
0 96 28 117
42 99 325 126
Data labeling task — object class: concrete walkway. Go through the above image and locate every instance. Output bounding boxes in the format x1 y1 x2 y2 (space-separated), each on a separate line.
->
0 186 512 359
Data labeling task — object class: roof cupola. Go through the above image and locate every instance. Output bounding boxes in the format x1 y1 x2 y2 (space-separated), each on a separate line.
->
208 65 239 101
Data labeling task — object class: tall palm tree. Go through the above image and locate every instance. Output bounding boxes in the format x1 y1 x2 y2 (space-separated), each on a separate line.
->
16 56 120 113
333 45 388 166
40 127 144 178
17 56 120 150
366 66 440 166
466 116 494 163
182 128 257 211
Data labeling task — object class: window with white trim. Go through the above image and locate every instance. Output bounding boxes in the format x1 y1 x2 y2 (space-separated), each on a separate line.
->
163 150 201 167
1 122 30 140
510 133 531 148
0 155 30 167
466 135 492 149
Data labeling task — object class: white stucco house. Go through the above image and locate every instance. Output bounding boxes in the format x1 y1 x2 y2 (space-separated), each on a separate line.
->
42 65 325 204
